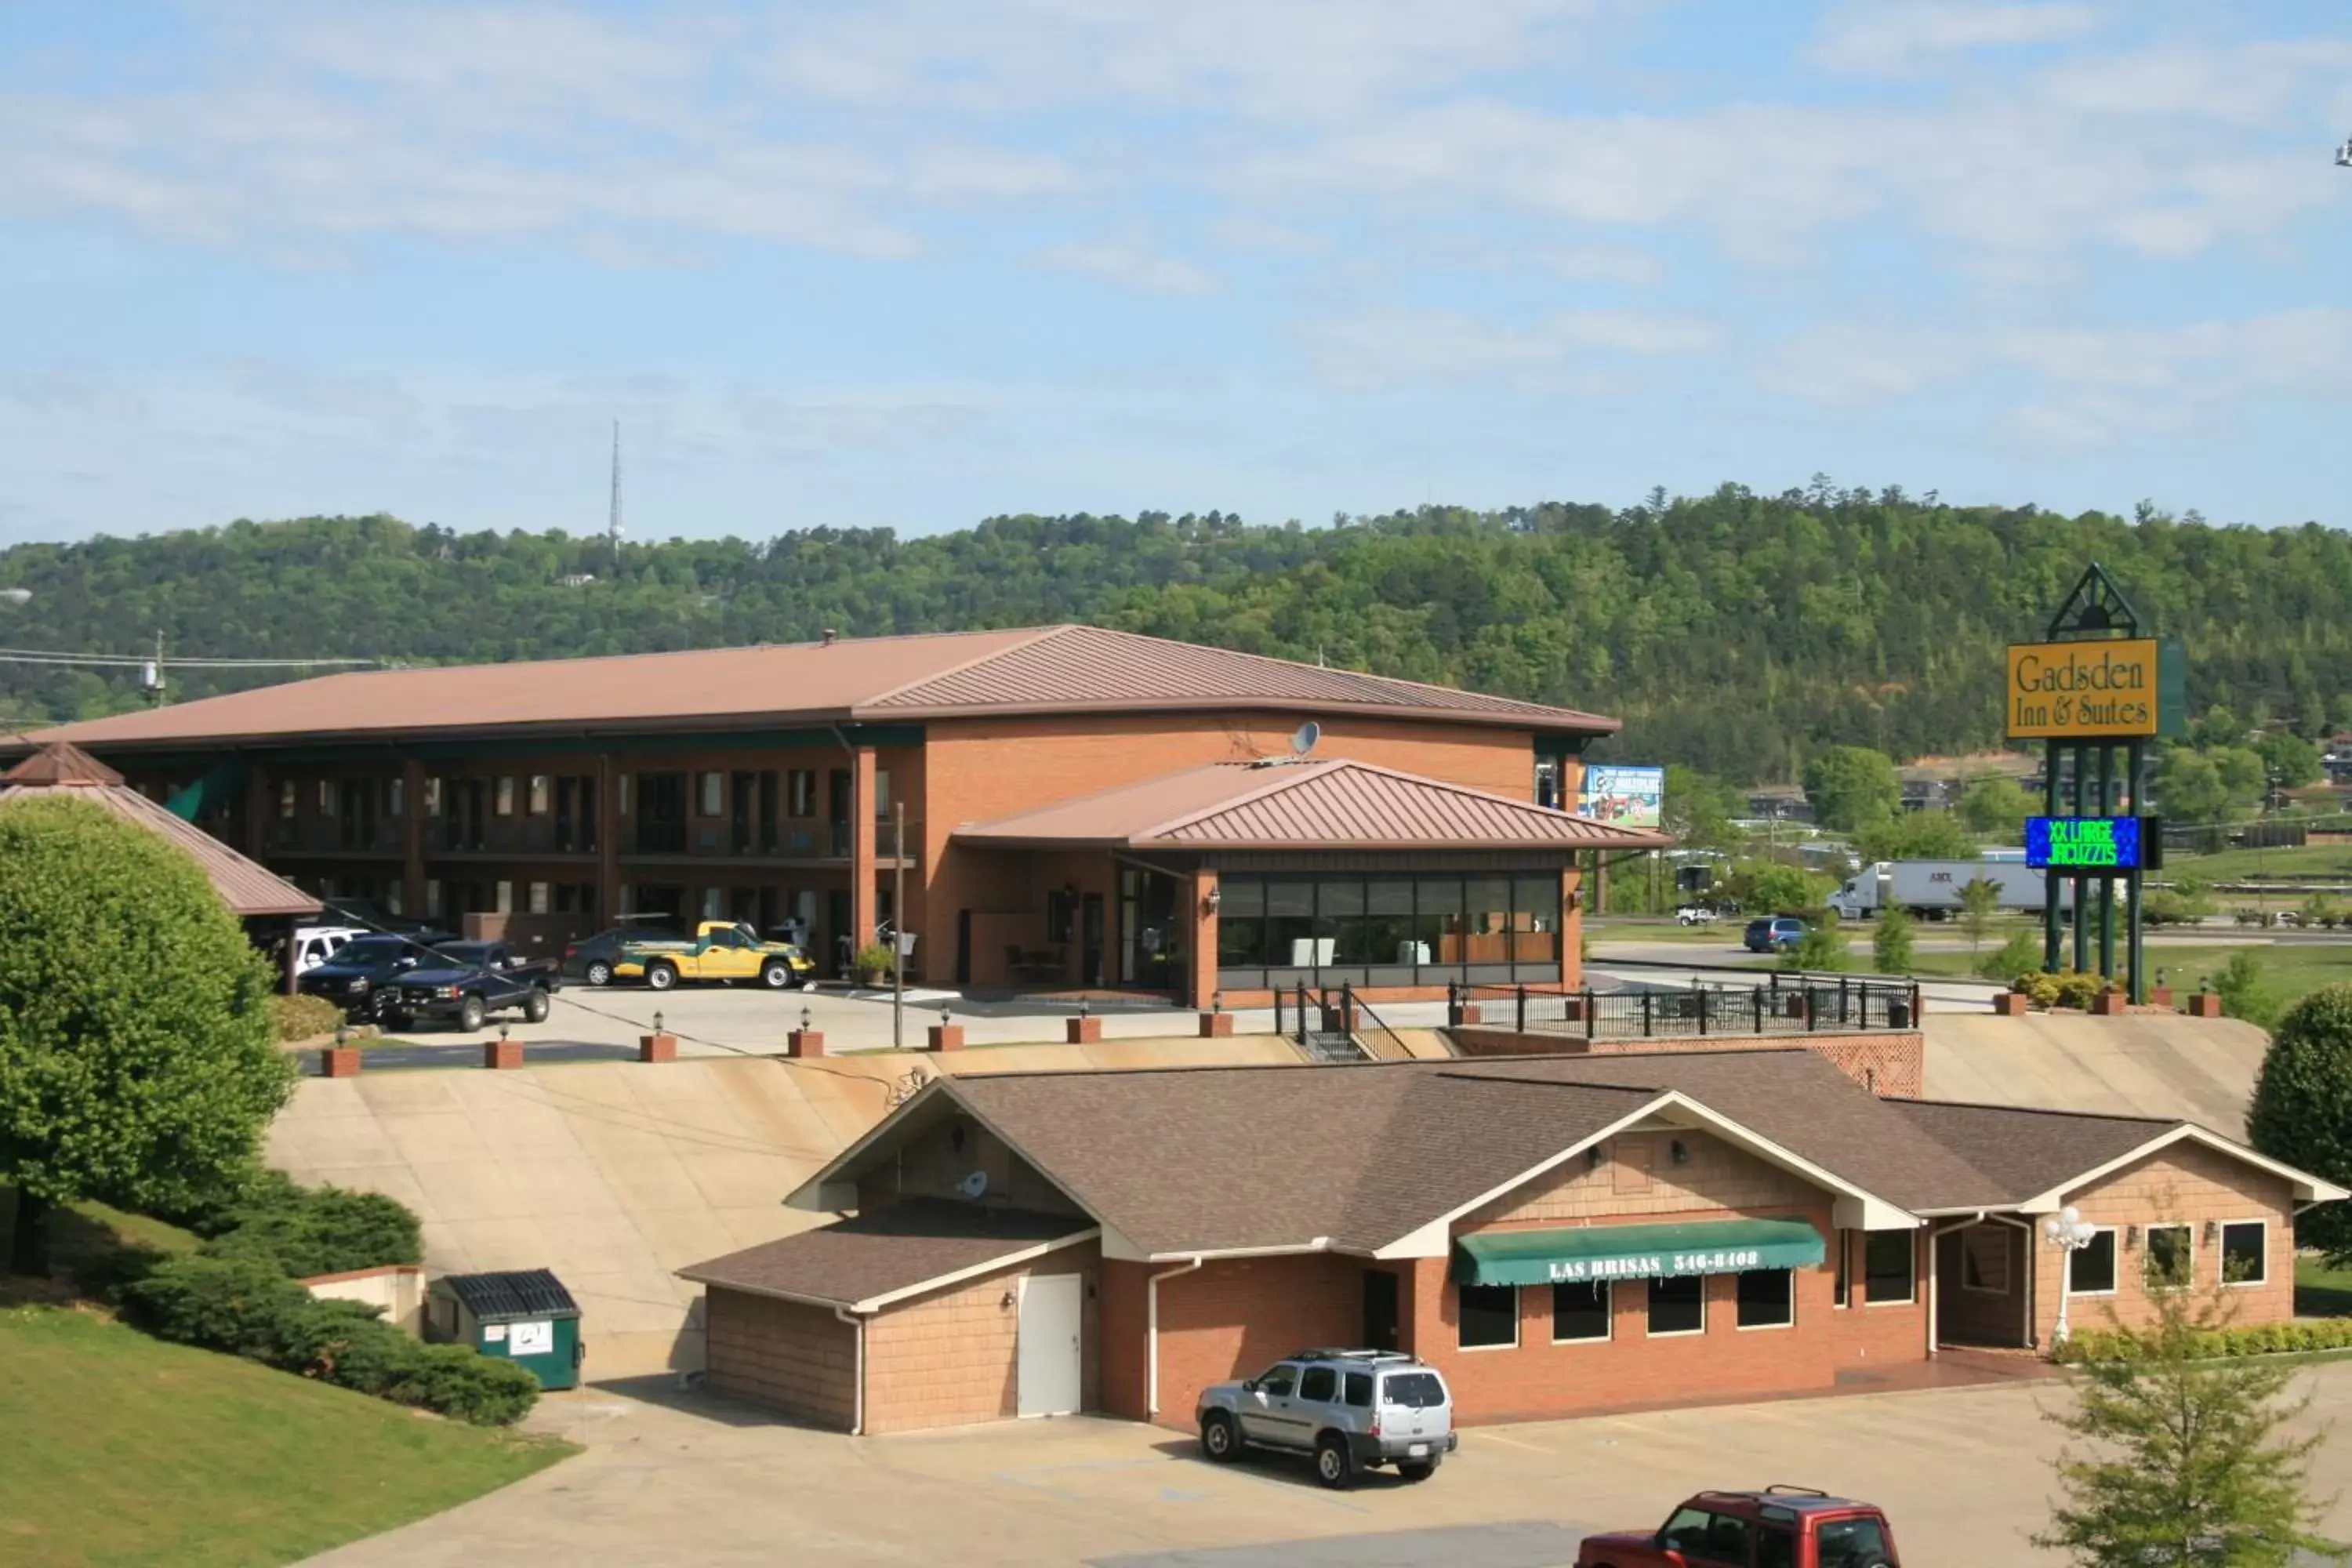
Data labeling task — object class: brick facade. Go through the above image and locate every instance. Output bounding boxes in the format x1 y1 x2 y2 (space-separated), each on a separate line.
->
1448 1029 1926 1099
704 1288 858 1429
862 1247 1101 1434
1098 1253 1365 1428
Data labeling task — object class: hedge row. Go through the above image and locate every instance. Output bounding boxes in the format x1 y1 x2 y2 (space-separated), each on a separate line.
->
192 1170 423 1279
2053 1318 2352 1365
2011 969 2114 1009
124 1255 539 1425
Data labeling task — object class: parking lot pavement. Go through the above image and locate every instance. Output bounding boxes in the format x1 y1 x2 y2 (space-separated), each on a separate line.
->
307 1361 2352 1568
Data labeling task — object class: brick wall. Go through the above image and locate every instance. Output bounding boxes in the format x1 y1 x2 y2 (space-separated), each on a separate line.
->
1100 1254 1364 1428
862 1246 1100 1434
1447 1029 1925 1098
2030 1139 2298 1345
704 1288 857 1430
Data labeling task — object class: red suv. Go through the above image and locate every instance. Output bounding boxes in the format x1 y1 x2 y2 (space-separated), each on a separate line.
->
1576 1487 1900 1568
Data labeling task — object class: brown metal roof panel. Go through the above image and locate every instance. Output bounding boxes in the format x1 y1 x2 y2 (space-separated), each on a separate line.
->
1 742 122 786
0 782 322 917
679 1200 1091 1308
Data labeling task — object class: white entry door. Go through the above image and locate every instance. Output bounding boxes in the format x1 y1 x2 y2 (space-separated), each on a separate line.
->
1016 1272 1083 1417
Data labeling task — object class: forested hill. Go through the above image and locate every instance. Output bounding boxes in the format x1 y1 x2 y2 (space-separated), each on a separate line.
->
2 485 2347 783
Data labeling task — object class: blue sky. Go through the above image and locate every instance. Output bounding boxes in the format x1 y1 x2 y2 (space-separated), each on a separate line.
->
2 0 2348 545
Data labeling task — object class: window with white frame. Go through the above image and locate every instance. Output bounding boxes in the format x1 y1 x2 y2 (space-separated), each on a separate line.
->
1735 1269 1793 1329
698 771 723 817
495 776 516 817
2144 1224 2193 1290
1552 1280 1610 1342
2067 1229 2118 1295
495 880 514 914
1647 1275 1704 1336
528 881 550 915
1960 1227 2011 1294
318 779 336 815
1864 1231 1915 1305
2220 1221 2267 1286
1457 1283 1517 1348
528 775 550 815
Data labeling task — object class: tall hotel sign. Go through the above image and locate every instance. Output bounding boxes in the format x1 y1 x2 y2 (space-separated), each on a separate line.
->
2004 639 2166 740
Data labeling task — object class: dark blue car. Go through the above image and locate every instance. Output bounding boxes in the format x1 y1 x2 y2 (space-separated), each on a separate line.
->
1744 916 1807 953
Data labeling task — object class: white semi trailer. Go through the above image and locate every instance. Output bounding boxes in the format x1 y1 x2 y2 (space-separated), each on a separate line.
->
1828 859 2078 920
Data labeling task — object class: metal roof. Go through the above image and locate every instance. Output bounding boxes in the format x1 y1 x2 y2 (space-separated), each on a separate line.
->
21 624 1618 752
440 1269 580 1320
953 757 1671 852
0 748 321 919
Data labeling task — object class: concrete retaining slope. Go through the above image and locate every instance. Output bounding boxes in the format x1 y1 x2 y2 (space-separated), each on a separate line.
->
1923 1011 2270 1137
264 1035 1301 1378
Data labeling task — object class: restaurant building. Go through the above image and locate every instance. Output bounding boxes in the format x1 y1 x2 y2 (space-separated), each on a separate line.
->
19 625 1663 1001
680 1051 2343 1434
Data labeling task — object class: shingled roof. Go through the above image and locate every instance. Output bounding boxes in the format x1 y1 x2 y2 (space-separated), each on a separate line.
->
680 1200 1094 1312
24 624 1618 752
953 757 1671 852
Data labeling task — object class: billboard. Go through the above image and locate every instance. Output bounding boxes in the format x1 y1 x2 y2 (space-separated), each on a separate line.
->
2025 815 2147 871
2005 638 2178 739
1579 764 1664 829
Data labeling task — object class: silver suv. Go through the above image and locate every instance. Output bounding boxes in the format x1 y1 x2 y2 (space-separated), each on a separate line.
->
1196 1348 1457 1489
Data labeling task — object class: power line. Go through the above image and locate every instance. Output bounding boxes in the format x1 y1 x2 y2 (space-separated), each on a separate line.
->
0 646 386 670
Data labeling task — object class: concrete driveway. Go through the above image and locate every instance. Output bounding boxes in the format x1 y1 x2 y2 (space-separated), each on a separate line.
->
309 1362 2352 1567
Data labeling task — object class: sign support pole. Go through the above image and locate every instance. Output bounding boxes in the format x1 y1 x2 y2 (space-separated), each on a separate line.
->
2071 743 2091 973
2127 739 2146 1004
2098 745 2118 983
2043 747 2063 971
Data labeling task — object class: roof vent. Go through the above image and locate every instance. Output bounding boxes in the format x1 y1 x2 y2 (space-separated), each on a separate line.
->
821 628 838 646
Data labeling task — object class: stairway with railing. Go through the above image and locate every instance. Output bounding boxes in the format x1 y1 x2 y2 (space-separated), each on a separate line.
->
1272 982 1424 1063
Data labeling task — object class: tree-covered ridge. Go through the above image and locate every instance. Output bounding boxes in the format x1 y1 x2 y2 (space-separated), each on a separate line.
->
3 484 2347 783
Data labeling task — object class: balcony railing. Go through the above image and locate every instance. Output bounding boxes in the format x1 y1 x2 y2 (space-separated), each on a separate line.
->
1450 974 1919 1038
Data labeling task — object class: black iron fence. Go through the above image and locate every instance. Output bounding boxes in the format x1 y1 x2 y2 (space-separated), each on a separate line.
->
1272 982 1416 1061
1450 973 1919 1040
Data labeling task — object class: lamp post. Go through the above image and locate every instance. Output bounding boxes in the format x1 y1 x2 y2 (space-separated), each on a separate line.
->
2042 1204 2099 1346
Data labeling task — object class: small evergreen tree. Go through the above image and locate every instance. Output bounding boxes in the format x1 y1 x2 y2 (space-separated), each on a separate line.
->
1871 906 1917 975
1958 876 2002 955
2037 1287 2347 1565
1784 913 1851 972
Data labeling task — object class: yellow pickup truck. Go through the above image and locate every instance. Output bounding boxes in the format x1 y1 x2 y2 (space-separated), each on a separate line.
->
613 921 817 992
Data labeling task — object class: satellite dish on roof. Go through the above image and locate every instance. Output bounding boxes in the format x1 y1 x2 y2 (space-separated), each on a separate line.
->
956 1171 989 1201
1290 721 1321 756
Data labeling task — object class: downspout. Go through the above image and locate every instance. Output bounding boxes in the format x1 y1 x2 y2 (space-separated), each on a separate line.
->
1146 1258 1204 1417
833 1306 866 1436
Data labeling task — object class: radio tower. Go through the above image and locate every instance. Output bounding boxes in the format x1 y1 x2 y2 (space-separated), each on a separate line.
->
607 419 624 563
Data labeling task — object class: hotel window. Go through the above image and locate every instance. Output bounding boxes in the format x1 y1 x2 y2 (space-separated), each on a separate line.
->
1647 1275 1704 1336
318 779 336 815
788 769 816 818
528 881 550 915
279 780 297 819
2221 1221 2267 1287
702 887 724 920
1457 1284 1517 1348
1864 1231 1915 1305
874 769 891 818
495 776 516 817
1552 1281 1610 1342
425 880 443 917
495 880 514 914
698 771 723 817
387 777 405 817
1961 1228 2011 1294
1833 1231 1850 1308
1735 1269 1794 1330
528 775 550 815
2067 1229 2118 1296
425 776 443 816
2145 1224 2193 1290
618 774 631 816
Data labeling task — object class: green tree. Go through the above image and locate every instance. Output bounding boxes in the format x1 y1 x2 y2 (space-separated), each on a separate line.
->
1871 906 1916 975
2037 1286 2344 1566
2256 732 2323 790
2213 951 2284 1033
1730 859 1828 915
1978 929 2042 982
1958 876 2002 954
2187 704 2246 752
1661 764 1737 853
1854 809 1979 864
2214 746 2271 812
1957 775 2038 840
0 797 295 1276
2248 985 2352 1262
1802 746 1900 833
1785 913 1851 972
2158 748 2234 826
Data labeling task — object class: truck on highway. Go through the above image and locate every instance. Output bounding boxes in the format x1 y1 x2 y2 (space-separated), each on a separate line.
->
1828 860 2074 921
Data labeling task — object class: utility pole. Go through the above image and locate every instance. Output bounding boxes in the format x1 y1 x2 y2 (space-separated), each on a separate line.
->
608 419 624 565
142 629 165 706
891 800 906 1050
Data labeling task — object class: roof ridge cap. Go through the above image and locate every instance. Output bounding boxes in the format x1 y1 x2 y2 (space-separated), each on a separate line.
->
845 624 1077 707
1132 755 1352 838
1889 1096 2180 1127
1069 626 1608 719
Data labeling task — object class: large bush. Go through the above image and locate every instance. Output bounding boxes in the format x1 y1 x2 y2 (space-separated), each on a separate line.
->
1977 931 2042 983
0 797 296 1275
270 994 346 1044
2249 985 2352 1261
125 1255 539 1425
192 1170 423 1279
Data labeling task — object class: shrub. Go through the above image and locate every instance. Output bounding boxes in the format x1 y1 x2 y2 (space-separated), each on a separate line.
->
1871 906 1916 975
2141 891 2195 927
854 942 895 979
2214 951 2284 1033
1784 913 1851 972
125 1254 539 1424
2053 1317 2352 1365
2052 970 2107 1011
270 993 347 1044
2011 970 2062 1007
2249 985 2352 1262
1978 931 2042 983
196 1170 423 1278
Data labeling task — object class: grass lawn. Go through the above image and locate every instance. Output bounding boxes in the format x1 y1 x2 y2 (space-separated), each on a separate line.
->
0 1305 573 1568
2169 844 2352 886
2298 1255 2352 1319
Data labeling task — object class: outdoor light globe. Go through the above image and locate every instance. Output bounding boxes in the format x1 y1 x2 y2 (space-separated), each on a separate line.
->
2060 1204 2082 1226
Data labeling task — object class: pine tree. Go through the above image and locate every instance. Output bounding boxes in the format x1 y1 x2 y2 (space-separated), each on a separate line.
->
1871 906 1917 975
2037 1287 2346 1566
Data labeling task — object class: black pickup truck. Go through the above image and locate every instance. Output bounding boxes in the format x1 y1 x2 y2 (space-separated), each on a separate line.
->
298 931 460 1019
382 941 562 1032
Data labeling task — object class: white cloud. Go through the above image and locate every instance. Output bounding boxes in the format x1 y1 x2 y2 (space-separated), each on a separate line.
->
1813 2 2103 77
1037 234 1221 296
1298 305 1717 391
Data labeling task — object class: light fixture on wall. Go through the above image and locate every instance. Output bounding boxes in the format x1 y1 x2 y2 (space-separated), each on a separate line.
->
1204 885 1221 915
1669 1139 1690 1166
2204 1220 2220 1244
2125 1225 2140 1250
800 1005 813 1033
1000 1290 1016 1310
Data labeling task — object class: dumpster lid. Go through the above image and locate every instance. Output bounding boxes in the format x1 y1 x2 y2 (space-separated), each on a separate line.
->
441 1269 580 1321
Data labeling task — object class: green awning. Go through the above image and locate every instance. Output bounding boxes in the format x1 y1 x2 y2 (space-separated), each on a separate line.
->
165 760 247 823
1454 1218 1826 1287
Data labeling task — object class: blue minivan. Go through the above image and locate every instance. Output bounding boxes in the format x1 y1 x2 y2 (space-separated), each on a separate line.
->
1744 916 1807 953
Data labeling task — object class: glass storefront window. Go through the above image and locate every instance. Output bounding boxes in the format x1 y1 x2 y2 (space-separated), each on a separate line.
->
1512 873 1559 963
1207 871 1566 985
1267 880 1316 969
1217 878 1265 967
1367 880 1415 967
1319 879 1369 964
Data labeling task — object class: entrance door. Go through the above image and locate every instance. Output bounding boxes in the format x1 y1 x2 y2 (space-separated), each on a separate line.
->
1080 894 1105 988
1016 1273 1083 1417
1363 1270 1399 1352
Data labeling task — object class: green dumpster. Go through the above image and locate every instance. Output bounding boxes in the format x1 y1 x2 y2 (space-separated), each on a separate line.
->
433 1269 583 1391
